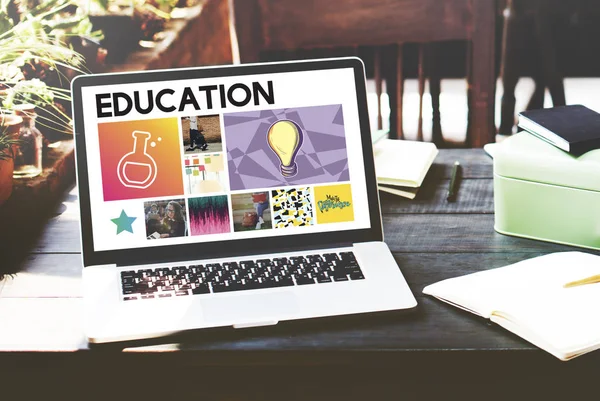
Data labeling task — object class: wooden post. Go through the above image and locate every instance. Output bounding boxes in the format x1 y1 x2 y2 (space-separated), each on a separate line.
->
429 43 443 146
374 47 383 131
468 0 496 147
387 44 404 140
229 0 264 63
417 44 425 142
396 44 404 140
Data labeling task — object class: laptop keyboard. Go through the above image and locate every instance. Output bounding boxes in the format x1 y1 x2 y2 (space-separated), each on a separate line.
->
120 251 365 301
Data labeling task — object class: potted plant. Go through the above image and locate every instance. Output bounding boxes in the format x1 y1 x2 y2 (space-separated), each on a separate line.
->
0 113 21 206
1 0 86 141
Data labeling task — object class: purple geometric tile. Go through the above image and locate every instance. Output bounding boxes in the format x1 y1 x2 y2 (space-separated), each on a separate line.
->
307 153 322 166
323 159 349 176
224 104 348 191
228 147 245 159
338 169 350 182
237 155 280 181
332 106 344 125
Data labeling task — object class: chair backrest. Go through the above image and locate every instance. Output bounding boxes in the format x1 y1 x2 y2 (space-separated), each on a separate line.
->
229 0 473 62
228 0 496 147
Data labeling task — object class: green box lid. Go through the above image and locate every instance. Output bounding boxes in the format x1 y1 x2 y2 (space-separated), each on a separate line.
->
494 132 600 192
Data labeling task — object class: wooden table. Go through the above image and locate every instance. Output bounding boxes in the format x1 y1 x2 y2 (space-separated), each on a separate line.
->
1 150 598 399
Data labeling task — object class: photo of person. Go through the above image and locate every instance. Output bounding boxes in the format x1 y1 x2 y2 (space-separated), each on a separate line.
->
144 199 188 239
181 115 223 154
231 191 272 232
146 203 160 221
184 153 227 195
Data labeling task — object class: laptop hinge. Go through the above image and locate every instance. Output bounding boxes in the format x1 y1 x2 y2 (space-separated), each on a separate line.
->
113 241 356 268
233 321 279 329
85 263 117 269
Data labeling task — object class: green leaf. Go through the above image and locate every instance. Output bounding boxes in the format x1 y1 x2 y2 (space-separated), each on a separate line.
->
0 12 13 35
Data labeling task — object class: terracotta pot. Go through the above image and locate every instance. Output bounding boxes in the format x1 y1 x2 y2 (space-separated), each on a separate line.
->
0 115 23 206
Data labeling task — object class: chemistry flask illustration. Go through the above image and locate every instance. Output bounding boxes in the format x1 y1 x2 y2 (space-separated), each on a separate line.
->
117 130 158 189
267 119 303 177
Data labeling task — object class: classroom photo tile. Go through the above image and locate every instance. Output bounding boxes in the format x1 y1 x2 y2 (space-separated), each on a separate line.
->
181 114 223 155
184 153 228 195
224 104 349 191
313 183 354 224
144 198 188 240
188 195 231 236
271 187 314 228
231 191 272 232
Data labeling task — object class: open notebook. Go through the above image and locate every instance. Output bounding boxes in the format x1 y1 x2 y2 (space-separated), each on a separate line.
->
423 252 600 361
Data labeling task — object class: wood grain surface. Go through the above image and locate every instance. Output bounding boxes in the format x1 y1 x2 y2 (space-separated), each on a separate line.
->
257 0 473 49
2 149 598 400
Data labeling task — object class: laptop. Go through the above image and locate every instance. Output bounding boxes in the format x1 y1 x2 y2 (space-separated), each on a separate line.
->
71 57 417 343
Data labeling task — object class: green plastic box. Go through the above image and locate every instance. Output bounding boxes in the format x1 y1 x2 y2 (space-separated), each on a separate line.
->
494 132 600 250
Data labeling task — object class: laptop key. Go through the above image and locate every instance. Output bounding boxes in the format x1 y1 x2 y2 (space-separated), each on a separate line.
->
296 277 316 285
323 253 339 262
272 276 294 287
212 283 234 293
349 271 365 280
142 285 157 294
333 275 349 282
307 255 323 263
280 277 295 287
192 284 210 295
290 256 306 265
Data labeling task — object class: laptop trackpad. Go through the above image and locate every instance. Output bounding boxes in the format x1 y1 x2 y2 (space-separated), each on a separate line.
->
201 291 299 324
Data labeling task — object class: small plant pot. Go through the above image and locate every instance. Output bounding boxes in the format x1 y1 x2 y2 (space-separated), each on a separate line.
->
89 14 142 64
0 157 15 205
0 115 23 206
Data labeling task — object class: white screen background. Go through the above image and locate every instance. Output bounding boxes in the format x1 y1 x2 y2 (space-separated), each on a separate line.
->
80 67 371 252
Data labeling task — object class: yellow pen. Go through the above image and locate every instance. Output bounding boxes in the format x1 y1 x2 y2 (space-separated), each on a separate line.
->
563 274 600 288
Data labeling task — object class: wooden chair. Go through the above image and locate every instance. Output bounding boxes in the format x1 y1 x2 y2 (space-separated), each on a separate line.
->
229 0 496 147
379 43 443 145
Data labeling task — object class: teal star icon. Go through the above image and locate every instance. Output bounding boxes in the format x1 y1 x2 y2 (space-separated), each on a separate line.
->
111 210 137 234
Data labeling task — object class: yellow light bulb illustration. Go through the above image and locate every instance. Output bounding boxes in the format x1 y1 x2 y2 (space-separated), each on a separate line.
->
267 120 303 177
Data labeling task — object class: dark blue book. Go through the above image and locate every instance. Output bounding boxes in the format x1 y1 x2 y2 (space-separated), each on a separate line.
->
518 105 600 155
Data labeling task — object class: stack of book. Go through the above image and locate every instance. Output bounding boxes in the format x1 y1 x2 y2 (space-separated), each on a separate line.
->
373 139 438 199
518 104 600 156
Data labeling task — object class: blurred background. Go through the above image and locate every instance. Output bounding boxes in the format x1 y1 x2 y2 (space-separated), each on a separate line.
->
2 0 600 150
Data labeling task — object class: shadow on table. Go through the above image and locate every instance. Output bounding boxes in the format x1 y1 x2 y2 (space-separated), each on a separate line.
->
88 308 421 353
0 186 74 279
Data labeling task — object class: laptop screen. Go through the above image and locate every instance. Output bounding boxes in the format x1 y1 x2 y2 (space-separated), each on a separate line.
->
77 62 373 254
